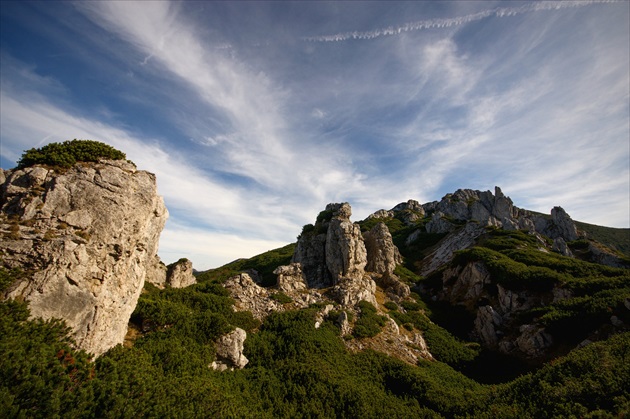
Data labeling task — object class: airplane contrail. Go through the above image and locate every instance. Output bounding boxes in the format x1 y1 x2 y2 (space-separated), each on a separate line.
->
303 0 619 42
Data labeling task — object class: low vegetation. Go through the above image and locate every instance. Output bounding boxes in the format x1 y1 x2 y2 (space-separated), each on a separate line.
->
17 139 127 169
2 283 628 417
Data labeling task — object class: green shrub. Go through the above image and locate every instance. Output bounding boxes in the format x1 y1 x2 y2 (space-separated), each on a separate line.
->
17 139 126 169
270 292 293 304
383 301 398 311
353 301 387 339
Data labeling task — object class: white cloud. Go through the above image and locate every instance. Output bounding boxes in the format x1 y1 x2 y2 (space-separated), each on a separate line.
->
0 88 303 268
159 223 289 271
303 0 618 42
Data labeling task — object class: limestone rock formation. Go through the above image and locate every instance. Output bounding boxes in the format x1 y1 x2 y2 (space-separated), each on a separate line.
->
223 273 280 320
332 274 377 307
364 222 402 275
474 305 503 346
274 263 308 293
0 160 167 356
292 202 376 307
325 203 367 284
146 256 168 288
373 272 410 300
165 258 196 288
552 237 573 257
293 230 329 288
211 327 249 371
421 223 486 276
425 211 456 234
367 209 394 220
537 206 579 242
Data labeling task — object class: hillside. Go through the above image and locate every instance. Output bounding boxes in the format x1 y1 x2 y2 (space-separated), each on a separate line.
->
2 155 629 418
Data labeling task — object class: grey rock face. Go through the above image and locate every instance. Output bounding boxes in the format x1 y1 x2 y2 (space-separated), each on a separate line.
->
1 160 167 357
211 328 249 371
515 325 553 357
374 272 410 300
223 273 279 320
274 263 308 293
166 258 196 288
325 210 367 284
441 261 491 305
364 222 402 275
425 211 456 234
146 256 168 288
293 202 372 307
293 233 329 288
534 206 579 242
421 223 485 276
552 237 573 257
332 274 377 307
367 209 394 220
474 305 503 346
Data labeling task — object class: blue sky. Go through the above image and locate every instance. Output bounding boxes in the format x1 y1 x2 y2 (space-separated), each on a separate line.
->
1 1 628 270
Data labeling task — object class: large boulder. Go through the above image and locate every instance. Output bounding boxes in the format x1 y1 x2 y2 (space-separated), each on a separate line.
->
325 203 367 284
0 160 167 357
211 328 249 371
166 258 196 288
534 206 579 242
364 222 402 275
274 263 308 293
292 231 329 288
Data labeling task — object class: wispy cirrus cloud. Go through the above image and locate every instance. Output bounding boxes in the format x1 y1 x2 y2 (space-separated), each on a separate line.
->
303 0 618 42
1 0 627 270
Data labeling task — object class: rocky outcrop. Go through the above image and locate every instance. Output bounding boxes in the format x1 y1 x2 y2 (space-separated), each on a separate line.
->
373 272 410 300
433 255 594 359
211 328 249 371
325 203 367 284
364 222 402 274
332 274 377 307
274 263 308 293
225 272 325 320
552 237 573 257
165 258 196 288
583 242 630 268
421 223 486 276
418 187 579 245
146 256 168 287
0 160 167 356
425 211 456 234
223 273 280 320
535 207 579 242
292 203 376 307
293 230 329 288
368 200 424 226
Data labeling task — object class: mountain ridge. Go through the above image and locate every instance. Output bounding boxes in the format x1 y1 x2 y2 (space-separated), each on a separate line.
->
2 147 628 416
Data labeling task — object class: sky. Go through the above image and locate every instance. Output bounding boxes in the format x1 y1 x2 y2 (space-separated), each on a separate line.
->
1 1 628 270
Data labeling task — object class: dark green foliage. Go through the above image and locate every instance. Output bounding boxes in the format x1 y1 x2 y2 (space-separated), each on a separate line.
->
3 289 629 417
352 300 387 338
0 266 24 293
575 220 630 257
359 216 406 234
17 139 126 169
0 299 95 417
390 309 479 367
454 246 567 291
270 292 293 304
534 286 630 342
315 209 334 224
383 301 398 311
490 332 630 417
394 264 423 284
297 223 315 239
